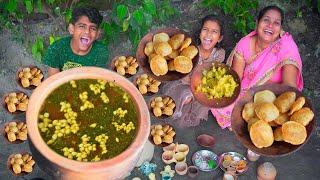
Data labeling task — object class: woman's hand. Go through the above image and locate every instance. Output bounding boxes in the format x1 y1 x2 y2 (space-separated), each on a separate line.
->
231 53 245 80
282 64 298 88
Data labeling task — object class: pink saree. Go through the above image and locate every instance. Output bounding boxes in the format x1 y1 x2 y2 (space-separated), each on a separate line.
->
210 31 304 129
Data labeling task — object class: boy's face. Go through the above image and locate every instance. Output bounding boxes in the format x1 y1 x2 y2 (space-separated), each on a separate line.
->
68 16 100 55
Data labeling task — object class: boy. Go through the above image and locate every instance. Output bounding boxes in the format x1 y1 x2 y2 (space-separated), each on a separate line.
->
43 7 109 76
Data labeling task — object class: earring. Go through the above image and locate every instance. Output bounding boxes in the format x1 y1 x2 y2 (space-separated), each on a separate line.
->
280 29 285 37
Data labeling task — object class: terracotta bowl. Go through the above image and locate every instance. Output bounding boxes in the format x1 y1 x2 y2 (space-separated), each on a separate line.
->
16 65 44 89
2 91 29 114
190 62 241 108
132 74 162 96
149 123 176 147
7 152 33 176
148 95 176 119
231 84 315 157
110 55 139 78
136 27 199 81
26 67 150 179
2 120 27 144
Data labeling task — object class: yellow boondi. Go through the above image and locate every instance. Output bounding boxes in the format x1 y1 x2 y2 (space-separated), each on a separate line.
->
196 66 238 99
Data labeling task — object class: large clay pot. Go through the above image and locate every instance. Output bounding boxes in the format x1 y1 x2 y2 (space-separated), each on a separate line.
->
26 67 150 180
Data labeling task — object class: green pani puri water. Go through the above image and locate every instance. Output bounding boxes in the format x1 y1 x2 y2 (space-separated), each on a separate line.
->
38 79 138 162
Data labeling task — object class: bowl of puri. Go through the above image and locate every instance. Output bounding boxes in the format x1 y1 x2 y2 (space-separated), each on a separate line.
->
190 62 241 108
231 84 315 157
2 91 29 114
26 67 150 180
136 27 199 81
149 96 176 118
16 66 44 89
149 124 176 147
111 55 139 78
134 74 161 95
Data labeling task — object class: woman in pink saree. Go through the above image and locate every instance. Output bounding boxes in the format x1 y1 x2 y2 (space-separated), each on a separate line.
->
211 5 304 129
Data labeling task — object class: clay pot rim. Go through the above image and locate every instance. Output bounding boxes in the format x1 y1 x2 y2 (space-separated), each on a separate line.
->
26 67 150 172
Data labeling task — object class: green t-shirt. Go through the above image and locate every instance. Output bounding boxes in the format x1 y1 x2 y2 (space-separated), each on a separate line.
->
43 36 109 71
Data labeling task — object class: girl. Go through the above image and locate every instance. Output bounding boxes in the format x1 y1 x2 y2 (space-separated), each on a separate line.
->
161 15 225 128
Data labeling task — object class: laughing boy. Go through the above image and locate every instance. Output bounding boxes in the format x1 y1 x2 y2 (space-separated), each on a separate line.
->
43 7 109 76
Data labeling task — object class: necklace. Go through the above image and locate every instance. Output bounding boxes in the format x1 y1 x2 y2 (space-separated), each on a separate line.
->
254 39 263 54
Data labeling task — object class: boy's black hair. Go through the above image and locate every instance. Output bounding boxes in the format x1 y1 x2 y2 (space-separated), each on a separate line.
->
195 14 224 49
71 7 103 26
257 5 284 25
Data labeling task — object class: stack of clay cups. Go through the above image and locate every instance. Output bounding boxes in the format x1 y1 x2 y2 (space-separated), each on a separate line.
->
162 143 189 175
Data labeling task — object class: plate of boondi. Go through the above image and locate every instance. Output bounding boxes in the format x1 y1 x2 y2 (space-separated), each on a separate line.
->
190 62 241 108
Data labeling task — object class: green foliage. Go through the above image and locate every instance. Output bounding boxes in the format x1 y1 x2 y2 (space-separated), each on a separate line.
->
296 10 303 18
306 0 320 12
0 0 75 29
201 0 258 35
31 37 45 62
0 0 78 62
49 34 61 45
158 0 178 22
1 0 178 61
101 0 178 51
63 8 72 24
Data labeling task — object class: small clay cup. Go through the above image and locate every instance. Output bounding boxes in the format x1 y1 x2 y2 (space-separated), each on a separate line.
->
196 134 215 148
247 149 260 162
187 166 199 178
175 162 188 175
173 152 186 163
162 151 175 164
176 144 189 156
163 143 177 152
